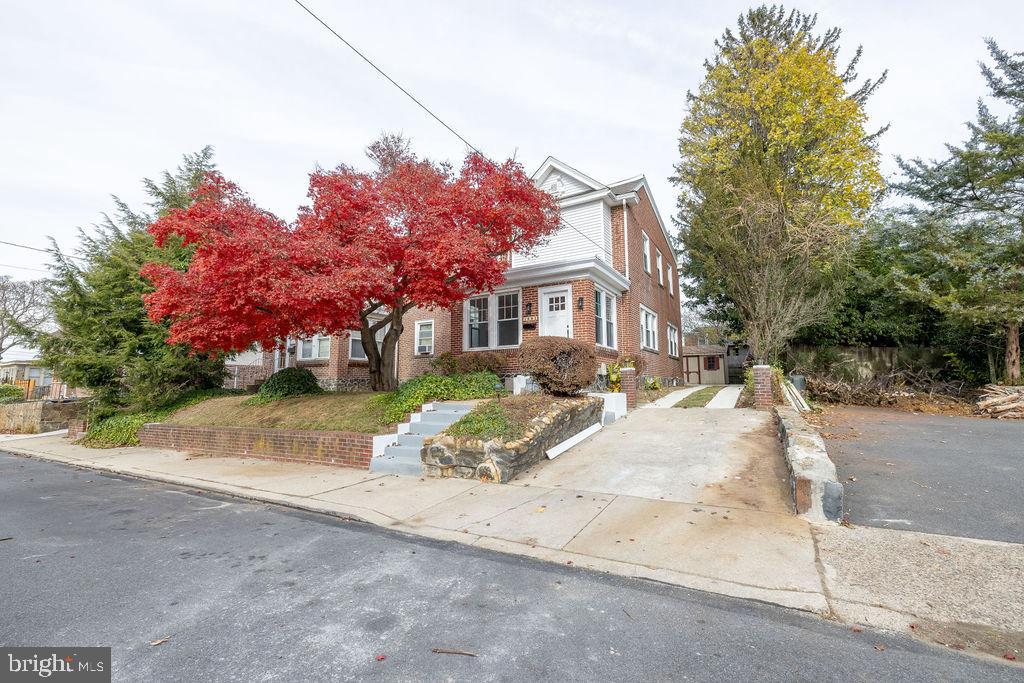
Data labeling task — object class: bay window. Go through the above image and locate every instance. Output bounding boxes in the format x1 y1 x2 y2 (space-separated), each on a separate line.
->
595 288 617 349
466 290 520 350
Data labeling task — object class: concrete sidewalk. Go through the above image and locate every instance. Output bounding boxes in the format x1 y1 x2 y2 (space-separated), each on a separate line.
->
3 432 1022 661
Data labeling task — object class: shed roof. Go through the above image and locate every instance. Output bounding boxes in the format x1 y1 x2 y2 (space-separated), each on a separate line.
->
680 345 726 356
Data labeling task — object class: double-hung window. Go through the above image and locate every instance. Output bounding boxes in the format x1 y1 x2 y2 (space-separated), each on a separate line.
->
594 288 617 349
656 250 664 286
668 323 679 357
642 232 651 273
668 264 674 296
349 325 388 361
415 320 434 355
298 334 331 360
466 290 520 349
640 306 658 351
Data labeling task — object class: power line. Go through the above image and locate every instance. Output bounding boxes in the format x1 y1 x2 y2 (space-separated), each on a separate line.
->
0 239 49 254
0 263 48 273
290 0 615 260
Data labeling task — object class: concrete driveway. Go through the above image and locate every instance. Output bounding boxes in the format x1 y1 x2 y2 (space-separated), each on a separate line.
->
817 406 1022 543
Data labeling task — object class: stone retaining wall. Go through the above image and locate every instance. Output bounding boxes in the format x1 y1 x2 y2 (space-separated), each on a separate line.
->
775 407 843 522
138 423 374 469
0 400 84 434
423 397 603 483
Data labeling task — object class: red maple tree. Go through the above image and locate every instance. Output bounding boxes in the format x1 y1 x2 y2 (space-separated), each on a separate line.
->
142 136 560 390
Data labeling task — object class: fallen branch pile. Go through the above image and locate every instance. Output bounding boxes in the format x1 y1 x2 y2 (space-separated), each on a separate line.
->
805 367 966 406
976 385 1024 419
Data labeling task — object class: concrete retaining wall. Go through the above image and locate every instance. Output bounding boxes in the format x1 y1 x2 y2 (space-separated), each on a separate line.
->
138 423 374 469
774 407 843 523
0 400 84 434
423 397 603 483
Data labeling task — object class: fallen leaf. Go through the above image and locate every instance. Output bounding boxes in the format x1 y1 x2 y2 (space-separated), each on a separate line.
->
1003 652 1017 661
873 644 886 652
149 636 171 647
375 654 386 662
535 506 546 513
850 625 864 633
847 476 857 482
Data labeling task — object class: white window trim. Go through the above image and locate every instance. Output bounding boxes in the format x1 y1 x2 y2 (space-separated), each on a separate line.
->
297 334 331 361
595 287 617 350
463 288 522 351
668 323 679 358
348 331 367 361
656 250 664 285
640 305 658 352
415 319 435 355
641 232 651 273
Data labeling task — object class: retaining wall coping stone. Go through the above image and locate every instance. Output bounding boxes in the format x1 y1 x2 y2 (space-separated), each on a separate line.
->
774 406 843 523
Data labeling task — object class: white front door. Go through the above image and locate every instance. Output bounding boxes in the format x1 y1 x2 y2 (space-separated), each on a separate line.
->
539 288 572 338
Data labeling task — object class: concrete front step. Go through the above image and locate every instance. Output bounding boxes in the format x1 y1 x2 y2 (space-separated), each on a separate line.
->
370 402 477 475
398 433 425 448
418 410 470 425
368 453 423 476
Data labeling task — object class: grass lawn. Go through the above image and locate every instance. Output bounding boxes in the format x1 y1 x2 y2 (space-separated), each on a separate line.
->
446 393 560 442
166 393 392 434
673 386 725 408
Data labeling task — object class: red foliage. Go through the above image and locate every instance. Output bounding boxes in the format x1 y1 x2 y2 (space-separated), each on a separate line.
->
142 142 560 356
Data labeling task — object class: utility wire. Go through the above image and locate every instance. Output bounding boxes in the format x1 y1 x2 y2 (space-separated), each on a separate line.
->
290 0 615 260
0 239 50 254
0 263 49 273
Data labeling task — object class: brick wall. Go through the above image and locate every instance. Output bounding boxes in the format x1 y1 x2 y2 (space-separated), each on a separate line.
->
138 423 374 469
398 306 452 381
612 187 684 382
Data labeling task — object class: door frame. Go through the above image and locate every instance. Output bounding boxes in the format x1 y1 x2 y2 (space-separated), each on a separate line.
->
538 285 573 338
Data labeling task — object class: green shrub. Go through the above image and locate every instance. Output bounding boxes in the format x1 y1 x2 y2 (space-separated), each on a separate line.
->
446 401 524 442
431 351 505 376
372 371 502 425
81 389 230 448
244 367 321 405
0 384 24 400
0 395 22 405
519 336 597 396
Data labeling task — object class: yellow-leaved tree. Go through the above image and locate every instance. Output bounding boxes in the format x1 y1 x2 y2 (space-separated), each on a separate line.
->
674 5 886 363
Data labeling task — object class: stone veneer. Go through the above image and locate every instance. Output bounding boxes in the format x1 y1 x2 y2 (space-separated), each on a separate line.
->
422 396 603 483
0 400 84 434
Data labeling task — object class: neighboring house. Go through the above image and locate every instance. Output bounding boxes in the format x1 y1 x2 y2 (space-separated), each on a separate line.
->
261 156 685 389
0 360 53 387
679 335 727 385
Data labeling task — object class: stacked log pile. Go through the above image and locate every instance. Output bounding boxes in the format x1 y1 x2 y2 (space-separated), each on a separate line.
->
976 385 1024 419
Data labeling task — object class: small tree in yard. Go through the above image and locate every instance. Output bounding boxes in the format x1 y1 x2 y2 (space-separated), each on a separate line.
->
143 136 561 391
673 6 885 363
0 277 48 362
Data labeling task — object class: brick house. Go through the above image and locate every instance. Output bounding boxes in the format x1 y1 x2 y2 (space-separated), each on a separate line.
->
248 156 684 389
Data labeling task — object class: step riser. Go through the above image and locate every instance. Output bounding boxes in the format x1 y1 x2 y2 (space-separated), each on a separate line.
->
398 434 425 448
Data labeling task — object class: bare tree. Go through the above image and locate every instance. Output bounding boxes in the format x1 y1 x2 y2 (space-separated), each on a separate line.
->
0 277 49 362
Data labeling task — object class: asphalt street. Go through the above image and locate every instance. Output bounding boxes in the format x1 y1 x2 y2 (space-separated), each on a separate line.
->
820 406 1021 543
1 452 1019 682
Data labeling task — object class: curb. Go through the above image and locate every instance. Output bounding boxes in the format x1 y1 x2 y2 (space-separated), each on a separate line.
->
774 407 843 523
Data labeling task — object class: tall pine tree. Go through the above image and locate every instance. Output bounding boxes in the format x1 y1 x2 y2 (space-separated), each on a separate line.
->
41 149 226 410
897 40 1024 383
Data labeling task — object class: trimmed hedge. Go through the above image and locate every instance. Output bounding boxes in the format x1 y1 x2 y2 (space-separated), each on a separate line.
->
431 351 505 376
519 336 597 396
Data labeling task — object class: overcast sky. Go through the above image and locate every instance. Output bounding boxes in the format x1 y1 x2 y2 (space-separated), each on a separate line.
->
2 1 1021 358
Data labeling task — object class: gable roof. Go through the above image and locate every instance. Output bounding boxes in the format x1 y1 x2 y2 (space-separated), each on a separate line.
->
531 156 608 197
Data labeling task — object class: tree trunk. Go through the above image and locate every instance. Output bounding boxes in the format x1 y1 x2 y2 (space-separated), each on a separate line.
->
1005 321 1021 385
987 347 998 385
363 305 407 392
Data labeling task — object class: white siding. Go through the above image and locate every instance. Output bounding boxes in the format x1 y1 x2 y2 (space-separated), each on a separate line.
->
602 203 612 264
539 169 592 198
512 199 609 267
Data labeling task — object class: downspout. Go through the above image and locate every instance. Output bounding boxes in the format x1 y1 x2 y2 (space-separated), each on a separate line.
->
622 199 630 279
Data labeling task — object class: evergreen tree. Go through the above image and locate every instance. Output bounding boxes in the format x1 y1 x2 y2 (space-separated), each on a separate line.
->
897 40 1024 382
40 149 225 410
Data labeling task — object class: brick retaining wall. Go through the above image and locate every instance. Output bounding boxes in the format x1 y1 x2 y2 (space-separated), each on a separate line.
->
138 423 374 469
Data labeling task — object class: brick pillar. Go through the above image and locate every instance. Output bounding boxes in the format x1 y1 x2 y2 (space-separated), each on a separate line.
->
753 364 773 411
621 367 637 410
